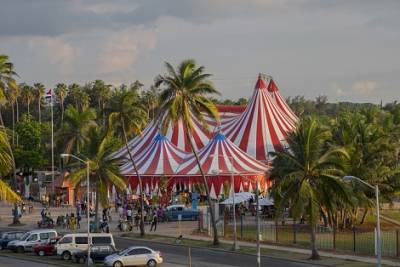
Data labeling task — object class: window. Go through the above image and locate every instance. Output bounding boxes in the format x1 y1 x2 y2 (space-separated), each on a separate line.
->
75 237 88 244
40 233 49 240
58 236 72 244
7 234 15 239
92 236 111 244
27 234 38 241
129 248 151 255
177 207 183 211
15 233 24 239
48 232 56 238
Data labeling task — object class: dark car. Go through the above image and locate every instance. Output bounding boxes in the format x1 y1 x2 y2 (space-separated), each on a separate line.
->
33 236 61 256
72 244 117 264
166 204 199 221
0 231 25 250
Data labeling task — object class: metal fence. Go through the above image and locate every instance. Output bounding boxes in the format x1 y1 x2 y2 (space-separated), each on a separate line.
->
202 215 400 258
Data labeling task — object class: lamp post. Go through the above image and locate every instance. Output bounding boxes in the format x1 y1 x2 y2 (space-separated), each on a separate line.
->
61 154 92 266
343 176 381 267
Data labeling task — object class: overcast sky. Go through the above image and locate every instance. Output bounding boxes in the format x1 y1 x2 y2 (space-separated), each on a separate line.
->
0 0 399 103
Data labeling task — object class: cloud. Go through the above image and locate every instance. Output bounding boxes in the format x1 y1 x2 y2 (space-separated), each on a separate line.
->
99 27 156 74
350 81 377 95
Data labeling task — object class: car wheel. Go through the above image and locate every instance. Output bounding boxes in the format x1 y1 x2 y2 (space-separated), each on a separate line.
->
62 251 71 260
38 250 45 256
113 261 123 267
17 246 24 253
147 259 157 267
79 256 86 264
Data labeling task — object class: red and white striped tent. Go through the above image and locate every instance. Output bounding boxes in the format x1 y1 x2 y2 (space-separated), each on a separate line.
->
267 78 298 124
175 133 269 199
110 106 243 160
221 75 296 162
121 134 189 195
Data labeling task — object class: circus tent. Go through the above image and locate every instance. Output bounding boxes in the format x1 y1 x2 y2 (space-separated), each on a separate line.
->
267 78 298 124
220 75 296 162
175 133 269 198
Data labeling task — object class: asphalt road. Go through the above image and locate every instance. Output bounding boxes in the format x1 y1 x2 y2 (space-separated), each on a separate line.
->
0 256 57 267
115 237 323 267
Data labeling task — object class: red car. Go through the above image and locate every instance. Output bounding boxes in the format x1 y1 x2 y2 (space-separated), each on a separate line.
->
33 236 61 256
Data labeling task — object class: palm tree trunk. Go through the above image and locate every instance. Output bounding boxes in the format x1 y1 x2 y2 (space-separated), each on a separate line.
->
11 103 15 145
122 119 145 236
360 208 368 225
185 130 219 245
16 99 19 122
310 224 320 260
0 106 4 126
61 100 64 124
27 101 30 116
95 186 99 232
38 101 41 123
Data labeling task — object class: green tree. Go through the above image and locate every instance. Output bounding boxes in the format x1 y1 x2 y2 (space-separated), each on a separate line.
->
33 83 45 123
270 117 350 259
55 83 68 124
91 80 112 126
67 127 126 230
155 59 221 245
67 83 89 112
107 89 148 236
59 106 97 155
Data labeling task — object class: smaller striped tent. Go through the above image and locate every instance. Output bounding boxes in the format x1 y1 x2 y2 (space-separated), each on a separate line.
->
267 78 298 124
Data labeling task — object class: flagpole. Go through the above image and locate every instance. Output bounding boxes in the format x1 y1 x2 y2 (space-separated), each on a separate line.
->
51 90 55 194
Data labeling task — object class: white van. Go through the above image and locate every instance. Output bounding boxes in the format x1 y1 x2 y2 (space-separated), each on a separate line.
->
7 229 58 253
56 233 115 260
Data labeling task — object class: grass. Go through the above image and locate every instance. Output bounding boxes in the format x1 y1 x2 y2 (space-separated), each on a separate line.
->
121 232 394 267
222 224 400 258
382 210 400 223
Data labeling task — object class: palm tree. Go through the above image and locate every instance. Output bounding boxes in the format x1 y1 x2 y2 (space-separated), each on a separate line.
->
55 83 68 123
67 127 126 230
155 59 221 245
68 83 89 112
92 80 112 126
0 55 18 125
59 105 97 155
107 90 148 236
270 117 350 260
20 83 34 116
33 83 45 123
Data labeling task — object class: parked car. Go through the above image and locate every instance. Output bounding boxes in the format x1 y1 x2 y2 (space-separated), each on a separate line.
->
166 204 199 221
7 229 58 253
56 233 115 260
104 246 163 267
33 236 61 256
0 231 25 250
72 244 117 264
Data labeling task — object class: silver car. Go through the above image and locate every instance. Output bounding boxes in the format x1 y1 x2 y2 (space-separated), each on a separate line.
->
104 246 163 267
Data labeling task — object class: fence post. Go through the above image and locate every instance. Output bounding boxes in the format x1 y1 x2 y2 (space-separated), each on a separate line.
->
397 230 399 258
293 223 297 244
275 223 279 243
333 227 336 251
188 247 192 267
353 227 356 253
240 214 243 239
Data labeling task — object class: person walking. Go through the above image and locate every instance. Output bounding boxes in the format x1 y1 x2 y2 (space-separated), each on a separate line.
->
150 212 158 232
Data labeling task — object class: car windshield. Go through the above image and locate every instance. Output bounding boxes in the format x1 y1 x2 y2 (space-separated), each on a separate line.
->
19 233 30 240
0 233 6 239
118 248 131 256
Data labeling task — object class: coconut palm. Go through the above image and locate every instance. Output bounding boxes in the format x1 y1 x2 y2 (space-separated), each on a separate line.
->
67 127 126 230
91 80 112 126
0 55 18 125
55 83 68 123
68 83 89 112
20 83 34 116
0 126 20 203
33 83 45 123
58 105 97 155
270 117 350 260
155 59 221 245
107 89 148 236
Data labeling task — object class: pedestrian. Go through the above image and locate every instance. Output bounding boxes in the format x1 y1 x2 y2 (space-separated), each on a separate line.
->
77 212 81 229
126 205 132 222
150 212 158 232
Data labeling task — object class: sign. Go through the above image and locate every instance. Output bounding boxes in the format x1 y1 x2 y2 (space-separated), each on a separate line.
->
191 192 198 210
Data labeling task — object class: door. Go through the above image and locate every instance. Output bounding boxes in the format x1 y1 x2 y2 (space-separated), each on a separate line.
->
57 236 73 254
25 234 38 250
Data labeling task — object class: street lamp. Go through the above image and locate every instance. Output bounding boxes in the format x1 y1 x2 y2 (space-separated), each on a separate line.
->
61 153 92 266
343 175 381 267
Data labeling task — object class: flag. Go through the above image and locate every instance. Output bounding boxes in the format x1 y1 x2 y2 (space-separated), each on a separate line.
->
45 89 53 106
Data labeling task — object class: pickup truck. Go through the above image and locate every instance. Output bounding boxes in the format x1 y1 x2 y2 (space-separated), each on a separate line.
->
165 205 199 221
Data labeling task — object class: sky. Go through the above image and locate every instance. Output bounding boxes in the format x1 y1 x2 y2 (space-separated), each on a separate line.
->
0 0 399 104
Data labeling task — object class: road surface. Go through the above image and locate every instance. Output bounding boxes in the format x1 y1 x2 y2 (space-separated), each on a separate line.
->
115 237 323 267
